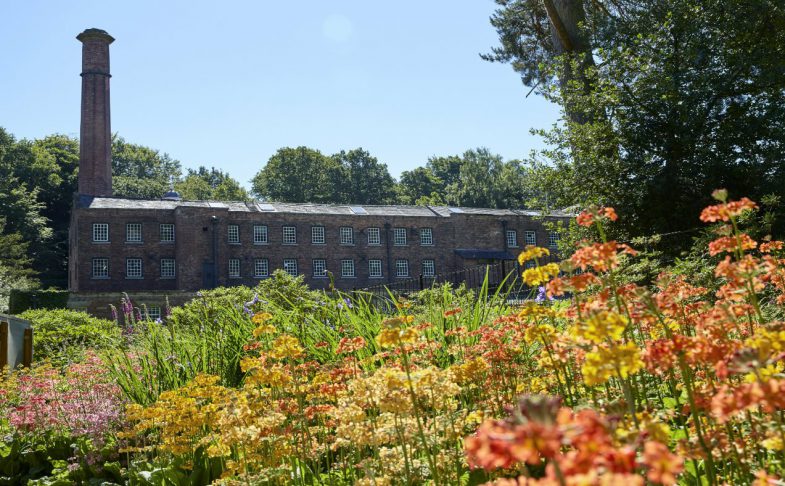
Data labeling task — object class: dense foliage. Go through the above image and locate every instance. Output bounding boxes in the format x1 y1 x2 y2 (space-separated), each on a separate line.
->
486 0 785 250
19 308 122 365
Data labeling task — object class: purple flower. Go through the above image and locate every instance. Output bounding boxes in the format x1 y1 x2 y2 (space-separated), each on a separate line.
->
109 305 118 322
535 286 552 303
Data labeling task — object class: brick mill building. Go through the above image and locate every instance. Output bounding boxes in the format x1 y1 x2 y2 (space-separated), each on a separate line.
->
68 29 567 317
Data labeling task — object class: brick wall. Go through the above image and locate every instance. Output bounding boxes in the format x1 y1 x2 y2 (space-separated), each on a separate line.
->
71 204 566 295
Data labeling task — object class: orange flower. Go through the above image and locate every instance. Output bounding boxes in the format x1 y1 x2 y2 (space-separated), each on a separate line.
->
700 197 757 223
708 233 757 256
570 242 635 273
336 336 366 355
760 241 784 253
576 206 619 227
444 307 463 317
642 441 683 485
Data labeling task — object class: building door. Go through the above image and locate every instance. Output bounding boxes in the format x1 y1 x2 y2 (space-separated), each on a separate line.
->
202 261 216 289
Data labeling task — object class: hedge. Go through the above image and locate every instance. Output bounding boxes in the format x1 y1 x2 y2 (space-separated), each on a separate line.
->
9 289 70 315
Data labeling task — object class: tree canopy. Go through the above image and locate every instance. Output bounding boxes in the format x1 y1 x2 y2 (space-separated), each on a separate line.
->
487 0 785 246
251 147 399 205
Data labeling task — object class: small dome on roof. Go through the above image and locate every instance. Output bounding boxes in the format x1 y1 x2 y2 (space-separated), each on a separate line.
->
162 189 181 201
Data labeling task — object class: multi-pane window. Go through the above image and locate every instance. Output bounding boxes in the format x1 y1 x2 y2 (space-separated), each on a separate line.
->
525 230 537 246
548 232 560 250
160 224 175 243
228 225 240 244
422 259 435 277
311 226 325 244
92 223 109 242
147 306 162 321
283 259 298 276
420 228 433 246
394 228 407 246
341 259 355 278
367 227 381 245
126 258 143 279
91 258 109 279
506 230 518 248
160 258 176 279
254 258 269 278
283 226 297 245
126 223 142 242
229 258 241 278
253 225 268 245
313 259 327 278
369 259 383 278
340 227 354 245
396 259 409 278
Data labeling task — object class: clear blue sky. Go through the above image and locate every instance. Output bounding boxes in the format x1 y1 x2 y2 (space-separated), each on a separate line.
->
1 0 561 187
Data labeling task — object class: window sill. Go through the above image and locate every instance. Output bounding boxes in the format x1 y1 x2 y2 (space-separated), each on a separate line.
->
340 244 355 247
369 275 384 279
311 242 326 245
313 275 328 279
125 241 143 244
341 276 357 279
125 277 143 280
396 276 410 279
160 241 175 244
228 242 241 246
91 276 110 280
282 243 298 246
92 241 110 244
253 275 270 279
160 276 176 280
253 242 269 246
367 243 382 247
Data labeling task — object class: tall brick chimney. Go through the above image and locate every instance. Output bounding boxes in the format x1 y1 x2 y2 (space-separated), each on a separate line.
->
77 28 114 197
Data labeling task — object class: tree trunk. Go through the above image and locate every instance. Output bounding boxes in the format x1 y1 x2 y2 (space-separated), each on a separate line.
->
543 0 595 123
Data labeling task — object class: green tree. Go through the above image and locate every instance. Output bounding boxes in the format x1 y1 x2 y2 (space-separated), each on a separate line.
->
0 128 51 284
0 217 38 312
176 166 249 201
489 0 785 246
251 147 343 203
112 136 182 199
331 148 398 204
397 167 444 205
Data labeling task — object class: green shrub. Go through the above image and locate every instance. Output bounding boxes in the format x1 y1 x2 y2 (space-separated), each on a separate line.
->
19 309 122 365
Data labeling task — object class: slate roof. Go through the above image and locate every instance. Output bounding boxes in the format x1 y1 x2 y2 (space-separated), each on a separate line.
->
76 195 571 218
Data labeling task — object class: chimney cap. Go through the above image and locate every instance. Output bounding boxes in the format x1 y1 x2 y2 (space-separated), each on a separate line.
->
76 28 115 44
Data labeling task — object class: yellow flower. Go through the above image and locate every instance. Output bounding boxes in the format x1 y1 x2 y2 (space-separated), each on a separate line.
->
376 326 419 348
518 302 557 319
582 342 643 386
252 324 276 338
745 327 785 362
523 323 557 344
252 311 273 324
518 245 550 265
522 263 560 286
268 334 304 360
571 311 628 344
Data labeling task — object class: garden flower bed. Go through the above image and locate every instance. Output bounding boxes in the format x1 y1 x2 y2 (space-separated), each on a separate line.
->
2 194 784 485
